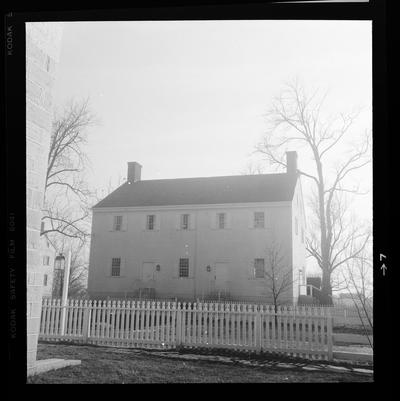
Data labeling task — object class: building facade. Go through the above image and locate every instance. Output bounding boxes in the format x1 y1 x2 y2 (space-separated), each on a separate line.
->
40 231 56 298
88 152 307 303
26 22 62 373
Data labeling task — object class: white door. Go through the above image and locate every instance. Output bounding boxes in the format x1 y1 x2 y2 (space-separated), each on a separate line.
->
215 263 228 291
142 262 155 282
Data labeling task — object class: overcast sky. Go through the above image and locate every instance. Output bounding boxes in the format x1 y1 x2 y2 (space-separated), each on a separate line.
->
51 20 372 251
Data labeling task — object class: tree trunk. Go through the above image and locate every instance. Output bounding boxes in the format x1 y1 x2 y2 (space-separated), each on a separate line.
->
320 269 333 305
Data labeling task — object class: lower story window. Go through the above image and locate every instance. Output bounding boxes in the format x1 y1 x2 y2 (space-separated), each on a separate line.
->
111 258 121 276
254 258 265 278
179 258 189 278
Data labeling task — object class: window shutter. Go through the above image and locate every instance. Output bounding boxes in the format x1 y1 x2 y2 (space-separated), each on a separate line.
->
248 212 254 229
155 214 161 231
226 212 232 229
189 259 194 278
189 213 196 230
122 214 128 231
120 258 126 276
110 215 115 231
248 259 255 279
176 214 181 230
142 214 147 230
210 213 216 229
172 260 179 278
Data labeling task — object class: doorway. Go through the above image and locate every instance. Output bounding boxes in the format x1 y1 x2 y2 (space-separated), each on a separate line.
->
142 262 155 283
215 263 229 292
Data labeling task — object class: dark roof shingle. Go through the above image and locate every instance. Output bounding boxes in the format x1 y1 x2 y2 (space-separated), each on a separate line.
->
93 173 298 208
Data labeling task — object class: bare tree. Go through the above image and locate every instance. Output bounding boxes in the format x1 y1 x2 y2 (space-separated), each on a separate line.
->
240 161 266 175
52 237 89 299
41 98 97 242
263 241 295 313
256 81 371 304
93 174 125 203
340 236 373 348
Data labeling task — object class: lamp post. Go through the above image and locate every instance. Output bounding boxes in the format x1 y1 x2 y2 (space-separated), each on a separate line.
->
54 253 65 298
56 250 72 335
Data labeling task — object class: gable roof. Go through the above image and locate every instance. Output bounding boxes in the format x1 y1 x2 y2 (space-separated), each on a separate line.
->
93 173 298 209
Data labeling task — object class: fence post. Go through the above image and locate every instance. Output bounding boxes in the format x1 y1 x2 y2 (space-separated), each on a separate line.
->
60 299 68 336
82 300 91 341
256 305 262 353
176 303 182 346
326 307 333 361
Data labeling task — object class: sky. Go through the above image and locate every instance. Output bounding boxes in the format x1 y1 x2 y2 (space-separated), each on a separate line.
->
51 20 372 275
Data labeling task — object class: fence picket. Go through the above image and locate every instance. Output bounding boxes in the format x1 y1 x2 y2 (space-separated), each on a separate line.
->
155 302 160 344
165 302 170 345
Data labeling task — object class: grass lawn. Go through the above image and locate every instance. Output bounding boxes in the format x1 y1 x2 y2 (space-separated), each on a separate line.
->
333 325 373 335
27 343 372 383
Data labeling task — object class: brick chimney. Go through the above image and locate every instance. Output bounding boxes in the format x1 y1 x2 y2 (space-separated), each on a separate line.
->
127 162 142 183
286 151 298 175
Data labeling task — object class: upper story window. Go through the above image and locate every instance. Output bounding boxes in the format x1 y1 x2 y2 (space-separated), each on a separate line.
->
43 255 50 266
111 258 121 277
254 212 265 228
181 214 190 230
299 269 305 285
295 217 298 235
254 258 265 278
179 258 189 278
217 213 226 229
113 215 123 231
43 274 48 286
146 215 155 230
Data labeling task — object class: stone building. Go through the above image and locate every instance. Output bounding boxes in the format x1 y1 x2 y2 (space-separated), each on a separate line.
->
26 22 63 375
39 230 56 298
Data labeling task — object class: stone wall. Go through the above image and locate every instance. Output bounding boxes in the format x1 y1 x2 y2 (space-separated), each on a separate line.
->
26 22 62 371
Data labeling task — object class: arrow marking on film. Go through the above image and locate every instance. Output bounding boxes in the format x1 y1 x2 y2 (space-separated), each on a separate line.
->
381 263 387 276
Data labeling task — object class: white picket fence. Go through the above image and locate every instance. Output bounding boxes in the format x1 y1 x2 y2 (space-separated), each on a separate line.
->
330 306 373 327
302 304 373 327
39 298 333 360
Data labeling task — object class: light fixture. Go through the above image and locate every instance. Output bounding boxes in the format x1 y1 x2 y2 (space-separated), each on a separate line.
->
156 264 161 272
54 253 65 270
206 265 211 272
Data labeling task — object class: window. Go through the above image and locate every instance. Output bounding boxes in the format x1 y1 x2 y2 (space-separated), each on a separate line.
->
181 214 190 230
300 269 305 285
43 274 48 286
179 258 189 278
43 256 50 266
217 213 226 229
295 217 298 235
301 228 304 243
254 259 265 278
40 221 45 234
111 258 121 276
254 212 265 228
113 215 123 231
146 215 155 230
